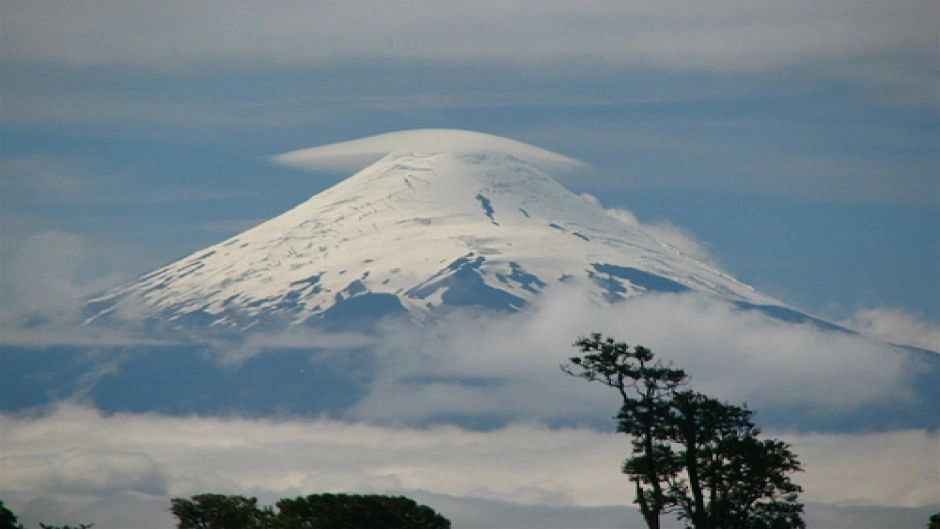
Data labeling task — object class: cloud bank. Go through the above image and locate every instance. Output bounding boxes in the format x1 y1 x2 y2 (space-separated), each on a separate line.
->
1 404 936 529
345 289 928 427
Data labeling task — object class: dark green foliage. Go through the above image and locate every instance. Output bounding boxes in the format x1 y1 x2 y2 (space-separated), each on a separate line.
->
169 493 450 529
929 512 940 529
276 494 450 529
564 333 804 529
0 501 25 529
666 392 803 529
170 494 272 529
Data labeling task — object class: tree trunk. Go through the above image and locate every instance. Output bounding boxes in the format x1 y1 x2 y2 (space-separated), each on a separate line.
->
683 411 708 529
635 481 660 529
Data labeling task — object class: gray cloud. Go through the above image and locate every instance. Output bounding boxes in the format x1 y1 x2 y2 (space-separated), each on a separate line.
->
0 404 935 529
1 448 166 497
2 2 935 105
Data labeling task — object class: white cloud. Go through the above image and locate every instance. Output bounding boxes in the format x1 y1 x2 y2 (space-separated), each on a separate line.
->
346 289 926 425
792 429 940 508
271 129 586 174
203 327 379 367
0 404 935 529
581 193 718 265
3 268 926 423
841 307 940 352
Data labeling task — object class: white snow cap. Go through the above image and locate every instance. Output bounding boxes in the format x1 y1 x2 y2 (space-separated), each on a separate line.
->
271 128 586 173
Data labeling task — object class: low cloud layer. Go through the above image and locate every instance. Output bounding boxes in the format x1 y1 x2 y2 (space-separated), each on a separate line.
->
1 404 935 529
342 288 928 427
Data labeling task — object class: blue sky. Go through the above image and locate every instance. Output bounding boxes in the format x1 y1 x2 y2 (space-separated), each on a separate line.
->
0 3 938 529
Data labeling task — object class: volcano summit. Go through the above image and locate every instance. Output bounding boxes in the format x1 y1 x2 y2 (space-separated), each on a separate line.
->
87 130 795 331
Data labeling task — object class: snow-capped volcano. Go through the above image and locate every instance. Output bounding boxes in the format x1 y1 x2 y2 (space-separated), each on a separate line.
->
86 130 785 330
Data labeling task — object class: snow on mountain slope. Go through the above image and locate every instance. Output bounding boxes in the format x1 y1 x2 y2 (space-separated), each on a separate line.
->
85 131 784 330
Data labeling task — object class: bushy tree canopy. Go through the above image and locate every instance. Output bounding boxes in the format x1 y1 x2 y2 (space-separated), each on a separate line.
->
170 494 271 529
276 494 450 529
170 493 450 529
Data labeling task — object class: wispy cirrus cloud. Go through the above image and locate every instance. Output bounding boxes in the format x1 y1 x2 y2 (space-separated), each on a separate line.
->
580 192 719 266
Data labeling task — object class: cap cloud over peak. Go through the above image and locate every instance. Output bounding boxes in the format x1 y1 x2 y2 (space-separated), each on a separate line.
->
271 129 587 174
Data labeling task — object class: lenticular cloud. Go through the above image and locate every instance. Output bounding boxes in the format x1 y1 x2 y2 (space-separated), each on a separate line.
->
270 128 587 173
